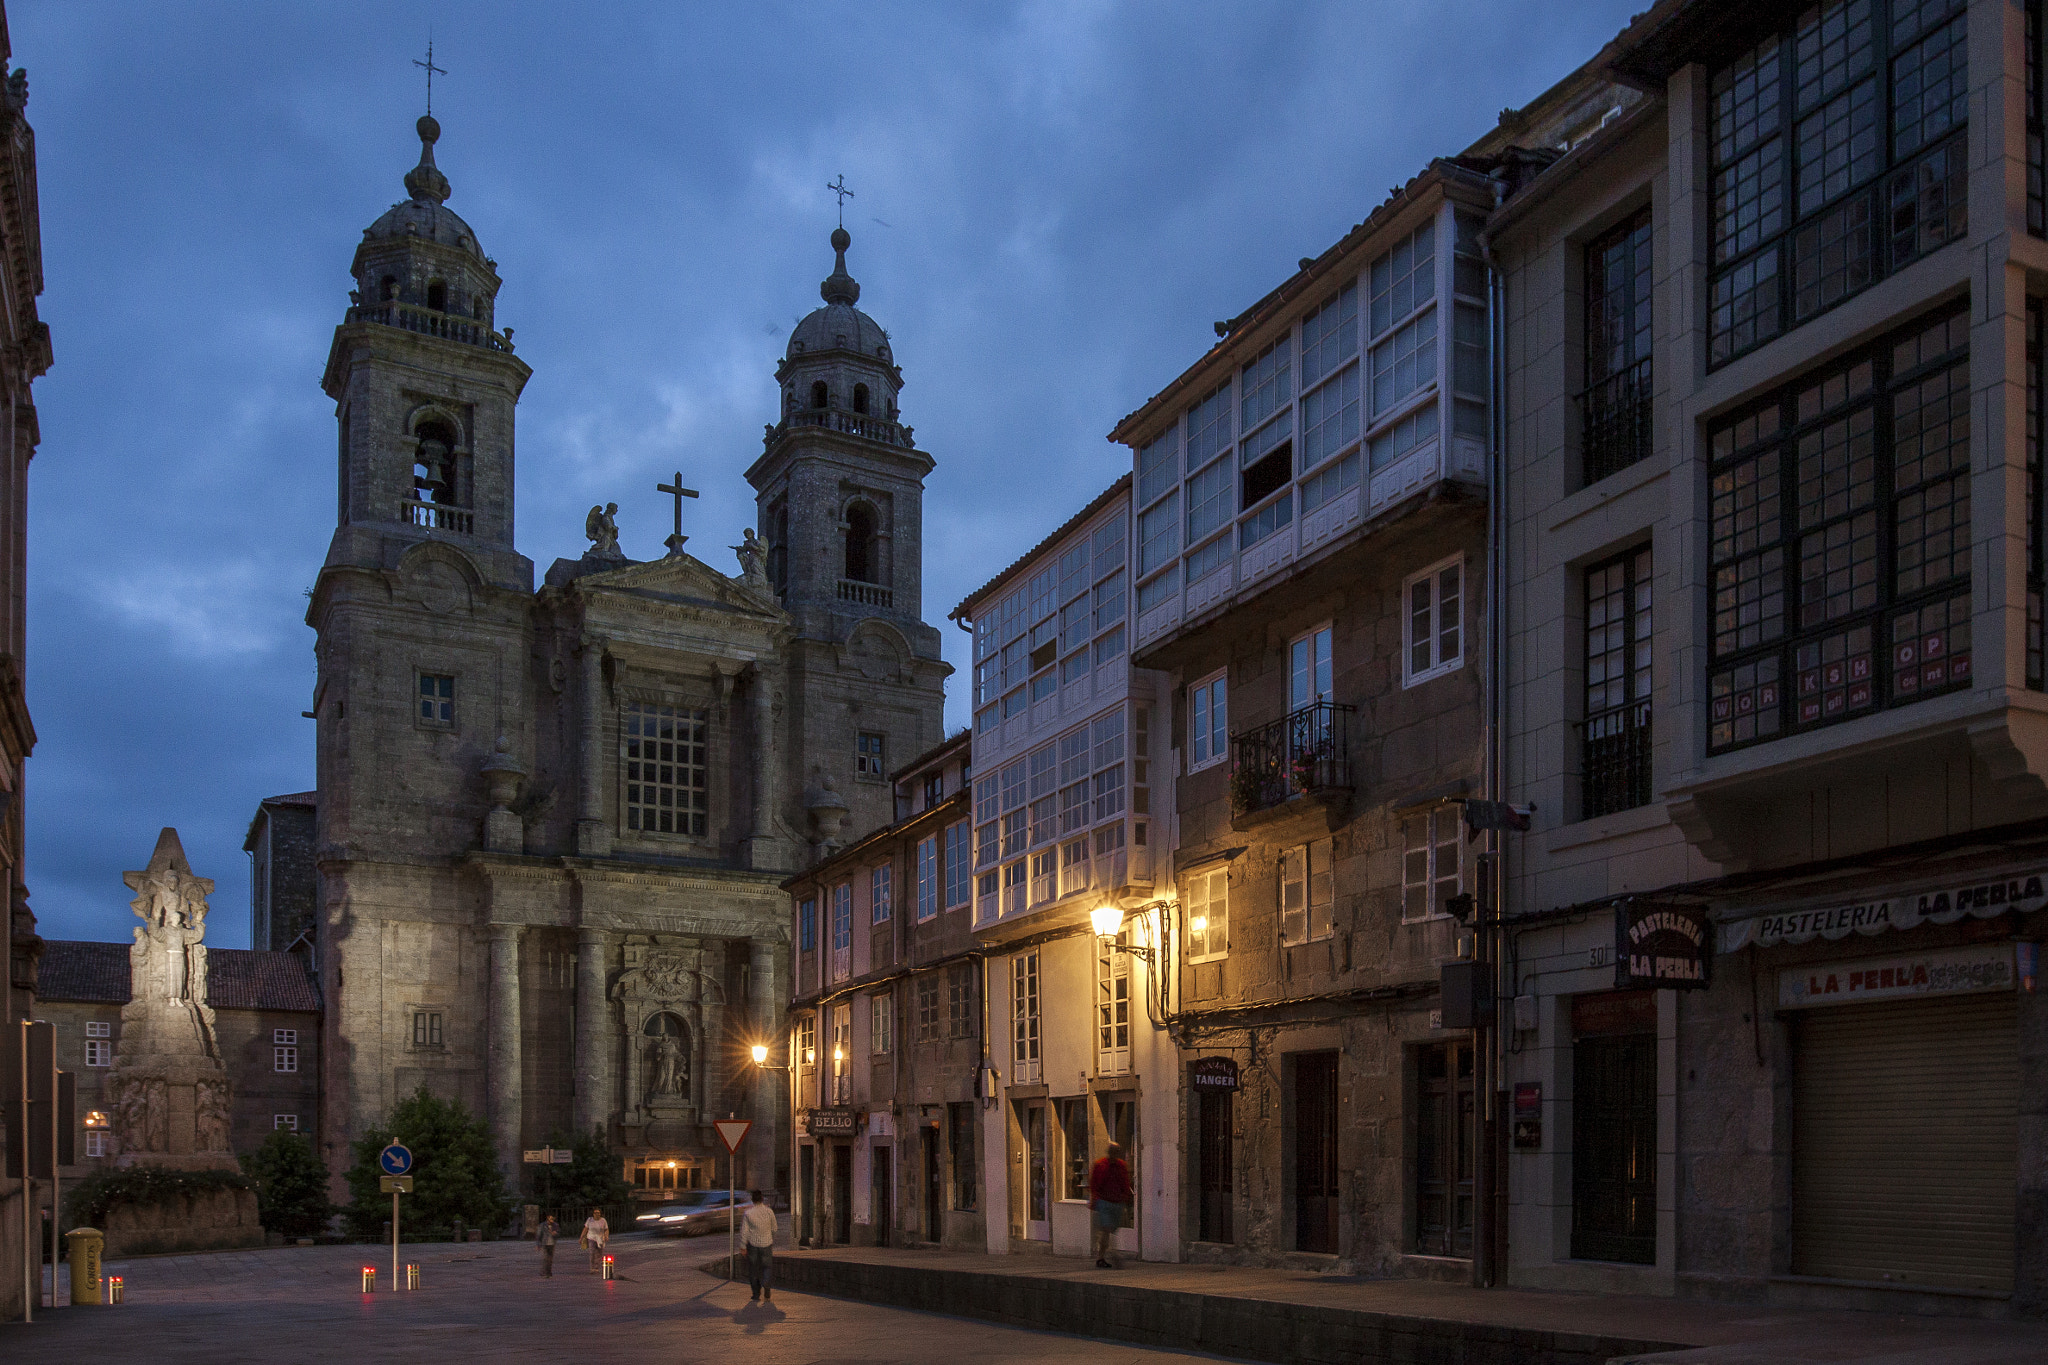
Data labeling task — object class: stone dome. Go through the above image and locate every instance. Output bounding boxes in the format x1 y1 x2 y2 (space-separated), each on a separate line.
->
786 227 892 363
362 116 485 259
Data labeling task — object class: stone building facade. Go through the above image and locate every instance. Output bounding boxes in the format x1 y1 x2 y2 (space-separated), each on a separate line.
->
1481 0 2048 1318
307 118 946 1205
784 732 987 1250
33 938 322 1168
245 791 316 952
0 0 49 1321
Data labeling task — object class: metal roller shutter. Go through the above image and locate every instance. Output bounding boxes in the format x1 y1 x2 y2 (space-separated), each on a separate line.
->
1792 992 2016 1293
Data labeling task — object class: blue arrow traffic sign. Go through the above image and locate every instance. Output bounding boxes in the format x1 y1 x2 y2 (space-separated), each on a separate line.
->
379 1142 413 1177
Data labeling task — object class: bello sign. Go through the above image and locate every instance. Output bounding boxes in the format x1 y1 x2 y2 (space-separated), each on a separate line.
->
1721 870 2048 951
1613 902 1710 989
1777 942 2014 1009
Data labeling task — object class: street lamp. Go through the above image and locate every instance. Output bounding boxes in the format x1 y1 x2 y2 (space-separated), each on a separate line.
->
1090 904 1123 938
748 1041 790 1071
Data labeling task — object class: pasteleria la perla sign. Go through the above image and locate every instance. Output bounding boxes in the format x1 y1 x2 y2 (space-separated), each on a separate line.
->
1719 870 2048 952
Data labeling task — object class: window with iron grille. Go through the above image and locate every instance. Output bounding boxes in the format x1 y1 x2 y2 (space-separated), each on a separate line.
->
623 701 708 836
1707 305 1969 752
1583 210 1653 485
1706 0 1968 366
1583 547 1654 818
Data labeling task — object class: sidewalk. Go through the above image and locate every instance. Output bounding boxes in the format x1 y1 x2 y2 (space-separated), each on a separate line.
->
746 1244 2048 1365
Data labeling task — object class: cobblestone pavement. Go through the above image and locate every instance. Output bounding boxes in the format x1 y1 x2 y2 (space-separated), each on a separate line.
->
2 1233 1235 1364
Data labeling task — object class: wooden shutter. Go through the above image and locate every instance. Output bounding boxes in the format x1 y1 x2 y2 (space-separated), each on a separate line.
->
1792 992 2017 1293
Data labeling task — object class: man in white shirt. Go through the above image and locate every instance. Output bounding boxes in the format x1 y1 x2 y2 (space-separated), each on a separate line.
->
740 1190 778 1302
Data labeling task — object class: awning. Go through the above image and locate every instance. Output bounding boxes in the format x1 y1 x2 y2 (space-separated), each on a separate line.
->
1717 868 2048 952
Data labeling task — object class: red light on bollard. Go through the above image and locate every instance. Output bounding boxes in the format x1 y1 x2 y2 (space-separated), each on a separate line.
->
361 1266 377 1293
602 1255 615 1281
107 1276 124 1305
406 1263 420 1291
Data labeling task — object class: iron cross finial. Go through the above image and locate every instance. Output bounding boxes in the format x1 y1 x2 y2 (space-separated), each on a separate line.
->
827 174 854 228
657 471 700 557
414 40 447 116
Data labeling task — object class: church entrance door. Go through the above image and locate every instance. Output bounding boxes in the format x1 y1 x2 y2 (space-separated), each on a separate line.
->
831 1144 853 1244
871 1145 893 1247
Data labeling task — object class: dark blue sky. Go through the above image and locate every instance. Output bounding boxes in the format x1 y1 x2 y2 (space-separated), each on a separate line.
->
14 0 1640 947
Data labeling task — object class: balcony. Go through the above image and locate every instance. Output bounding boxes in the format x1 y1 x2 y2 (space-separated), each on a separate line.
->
1579 700 1650 821
348 299 514 352
407 497 474 534
1579 354 1652 486
1230 702 1355 830
769 408 916 450
837 579 893 609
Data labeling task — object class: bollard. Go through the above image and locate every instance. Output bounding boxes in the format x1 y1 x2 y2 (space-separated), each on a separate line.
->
65 1227 104 1307
106 1276 123 1305
361 1266 377 1293
601 1254 615 1281
405 1263 420 1291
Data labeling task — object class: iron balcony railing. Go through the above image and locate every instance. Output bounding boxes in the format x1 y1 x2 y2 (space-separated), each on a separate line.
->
768 408 916 450
1579 699 1651 820
348 299 515 352
1579 354 1652 486
1230 701 1355 816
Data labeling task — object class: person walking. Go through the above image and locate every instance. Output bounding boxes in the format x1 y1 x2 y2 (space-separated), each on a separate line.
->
581 1207 610 1273
536 1215 559 1278
1088 1142 1132 1269
741 1190 778 1302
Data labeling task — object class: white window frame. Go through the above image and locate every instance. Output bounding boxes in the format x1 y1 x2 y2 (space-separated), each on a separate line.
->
1188 669 1228 772
84 1038 112 1068
1289 623 1333 710
831 1004 851 1105
916 836 939 921
86 1020 111 1037
274 1044 299 1073
1011 951 1042 1083
870 865 893 924
1280 838 1335 946
1401 807 1464 922
85 1130 111 1157
870 992 892 1055
274 1114 299 1132
1403 554 1465 687
1184 867 1229 962
1096 939 1132 1075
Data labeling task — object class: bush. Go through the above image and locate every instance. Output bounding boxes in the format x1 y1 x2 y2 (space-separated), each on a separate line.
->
343 1086 512 1240
63 1165 254 1229
241 1130 333 1238
528 1127 632 1217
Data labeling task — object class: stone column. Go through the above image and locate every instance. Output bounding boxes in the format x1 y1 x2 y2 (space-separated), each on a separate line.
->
573 925 612 1140
488 923 525 1180
745 664 780 871
749 936 782 1194
575 636 611 857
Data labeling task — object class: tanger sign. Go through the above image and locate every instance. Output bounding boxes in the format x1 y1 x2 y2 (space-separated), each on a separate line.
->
1719 870 2048 951
1614 901 1710 990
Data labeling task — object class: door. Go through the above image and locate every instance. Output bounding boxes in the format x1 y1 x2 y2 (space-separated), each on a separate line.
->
1023 1100 1049 1241
922 1126 943 1242
1572 1032 1656 1263
1793 994 2017 1292
1293 1051 1339 1254
831 1144 853 1245
1414 1040 1472 1256
1100 1094 1137 1244
871 1145 892 1247
798 1144 816 1246
1197 1087 1234 1244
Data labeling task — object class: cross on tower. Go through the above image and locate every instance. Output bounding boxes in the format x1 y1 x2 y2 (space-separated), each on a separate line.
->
414 40 446 116
657 471 699 557
827 174 854 227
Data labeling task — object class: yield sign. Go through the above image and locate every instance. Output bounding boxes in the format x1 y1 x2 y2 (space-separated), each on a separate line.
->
714 1119 751 1153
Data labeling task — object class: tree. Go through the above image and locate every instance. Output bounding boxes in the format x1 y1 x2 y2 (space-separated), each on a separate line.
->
344 1086 511 1240
241 1130 333 1239
530 1126 632 1216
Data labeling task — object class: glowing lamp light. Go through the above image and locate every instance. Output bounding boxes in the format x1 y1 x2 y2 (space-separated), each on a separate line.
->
1091 905 1123 938
803 1047 816 1065
668 1160 677 1169
83 1110 109 1129
750 1043 769 1065
832 1047 844 1063
1189 916 1208 935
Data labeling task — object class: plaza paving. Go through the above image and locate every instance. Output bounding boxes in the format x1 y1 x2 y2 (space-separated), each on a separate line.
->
2 1233 1230 1364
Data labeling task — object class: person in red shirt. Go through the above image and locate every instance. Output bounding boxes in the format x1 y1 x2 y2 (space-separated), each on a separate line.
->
1088 1142 1133 1268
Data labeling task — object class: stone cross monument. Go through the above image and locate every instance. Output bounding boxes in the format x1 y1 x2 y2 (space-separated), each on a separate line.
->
105 828 237 1168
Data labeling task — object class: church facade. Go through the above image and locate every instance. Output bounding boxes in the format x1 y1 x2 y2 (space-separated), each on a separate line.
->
307 116 947 1201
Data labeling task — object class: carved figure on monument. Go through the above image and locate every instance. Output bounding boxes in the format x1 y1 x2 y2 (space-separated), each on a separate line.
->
114 1079 148 1153
584 502 622 558
144 1078 168 1153
195 1079 231 1153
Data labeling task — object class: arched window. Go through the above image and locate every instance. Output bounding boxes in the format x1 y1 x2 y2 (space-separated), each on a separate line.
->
426 279 447 312
642 1012 691 1103
844 503 878 584
380 275 397 302
811 380 829 410
852 383 869 415
412 419 458 506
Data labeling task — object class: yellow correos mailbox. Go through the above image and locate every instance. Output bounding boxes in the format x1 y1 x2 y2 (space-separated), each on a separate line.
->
65 1227 103 1306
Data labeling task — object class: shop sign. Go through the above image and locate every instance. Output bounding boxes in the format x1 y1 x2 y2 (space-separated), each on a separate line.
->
1571 989 1658 1037
1721 870 2048 951
1776 942 2015 1009
1614 902 1711 989
805 1107 858 1137
1511 1082 1542 1150
1189 1056 1240 1091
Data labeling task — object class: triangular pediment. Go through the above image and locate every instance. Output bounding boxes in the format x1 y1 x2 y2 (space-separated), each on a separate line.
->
567 550 784 619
